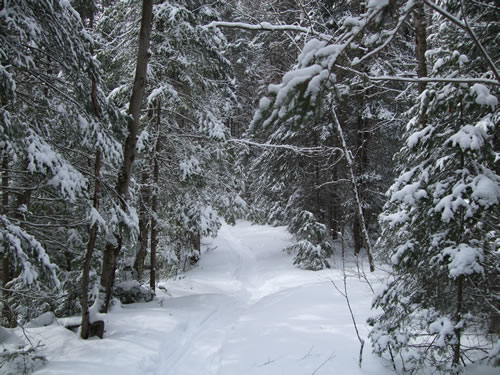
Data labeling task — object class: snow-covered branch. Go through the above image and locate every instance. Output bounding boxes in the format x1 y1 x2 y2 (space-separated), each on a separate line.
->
337 65 500 86
204 21 331 41
231 138 343 157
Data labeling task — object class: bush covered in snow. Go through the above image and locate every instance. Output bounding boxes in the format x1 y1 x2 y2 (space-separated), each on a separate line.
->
286 211 332 270
114 280 155 304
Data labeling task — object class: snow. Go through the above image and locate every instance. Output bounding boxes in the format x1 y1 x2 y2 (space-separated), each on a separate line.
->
442 244 484 278
298 39 326 67
179 156 201 180
470 83 498 110
29 221 390 375
390 181 427 205
471 174 500 206
407 125 433 149
26 132 87 202
446 124 485 151
379 210 409 228
429 317 454 347
367 0 389 10
274 64 323 107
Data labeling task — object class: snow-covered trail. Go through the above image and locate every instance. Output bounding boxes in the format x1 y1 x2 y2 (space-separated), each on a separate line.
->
32 221 391 375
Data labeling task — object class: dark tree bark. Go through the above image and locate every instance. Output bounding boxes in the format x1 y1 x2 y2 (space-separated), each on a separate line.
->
149 190 157 290
134 172 151 280
81 149 102 339
453 275 464 366
353 114 369 256
99 0 154 313
81 71 103 339
189 231 201 266
1 155 15 328
149 99 161 291
415 2 428 95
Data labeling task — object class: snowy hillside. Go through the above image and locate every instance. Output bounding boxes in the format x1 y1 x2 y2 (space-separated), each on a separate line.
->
26 221 390 375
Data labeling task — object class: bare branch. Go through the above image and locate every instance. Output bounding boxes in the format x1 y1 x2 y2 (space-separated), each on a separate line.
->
329 231 365 368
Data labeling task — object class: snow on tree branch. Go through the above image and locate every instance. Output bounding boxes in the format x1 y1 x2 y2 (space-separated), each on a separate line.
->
204 21 332 41
231 139 343 157
337 65 500 86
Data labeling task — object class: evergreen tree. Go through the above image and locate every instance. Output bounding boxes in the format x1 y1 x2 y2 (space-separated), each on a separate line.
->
0 0 121 326
96 0 246 288
370 0 499 372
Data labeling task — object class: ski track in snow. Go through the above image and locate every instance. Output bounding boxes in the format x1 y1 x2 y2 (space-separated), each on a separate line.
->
32 221 392 375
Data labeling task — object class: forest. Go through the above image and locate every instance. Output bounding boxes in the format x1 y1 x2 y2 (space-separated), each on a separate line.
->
0 0 498 374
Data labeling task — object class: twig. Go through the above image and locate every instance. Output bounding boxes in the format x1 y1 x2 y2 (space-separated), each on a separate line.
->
312 351 336 374
299 345 315 361
1 301 36 348
329 231 366 368
352 3 416 66
258 355 279 367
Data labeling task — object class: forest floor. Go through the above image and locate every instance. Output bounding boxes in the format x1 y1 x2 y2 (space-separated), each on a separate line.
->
15 221 395 374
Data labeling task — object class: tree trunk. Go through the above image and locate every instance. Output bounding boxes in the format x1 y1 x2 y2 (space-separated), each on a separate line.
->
453 275 464 367
149 99 161 291
1 155 15 328
150 195 157 291
415 2 428 95
353 214 362 256
353 113 369 256
134 172 150 280
81 71 103 338
81 149 102 339
99 0 153 312
331 106 375 272
329 164 339 239
189 231 201 265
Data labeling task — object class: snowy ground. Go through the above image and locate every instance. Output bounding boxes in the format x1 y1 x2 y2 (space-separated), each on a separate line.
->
30 221 394 375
